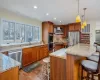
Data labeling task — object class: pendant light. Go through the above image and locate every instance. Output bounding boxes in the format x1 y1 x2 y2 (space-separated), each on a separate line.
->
81 15 85 29
83 8 87 27
76 0 81 22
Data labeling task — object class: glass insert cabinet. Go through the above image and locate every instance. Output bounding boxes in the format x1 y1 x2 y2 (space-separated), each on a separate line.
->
0 19 40 45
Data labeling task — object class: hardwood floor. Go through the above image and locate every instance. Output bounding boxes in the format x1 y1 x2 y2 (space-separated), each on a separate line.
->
19 60 48 80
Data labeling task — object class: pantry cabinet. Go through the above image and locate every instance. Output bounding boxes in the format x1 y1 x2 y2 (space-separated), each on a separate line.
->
22 45 49 67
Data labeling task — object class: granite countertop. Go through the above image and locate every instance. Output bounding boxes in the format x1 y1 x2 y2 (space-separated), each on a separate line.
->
66 43 96 57
50 48 67 59
0 43 46 53
0 53 20 73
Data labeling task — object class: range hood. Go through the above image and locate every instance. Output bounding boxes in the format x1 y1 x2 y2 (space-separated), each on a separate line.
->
55 27 63 35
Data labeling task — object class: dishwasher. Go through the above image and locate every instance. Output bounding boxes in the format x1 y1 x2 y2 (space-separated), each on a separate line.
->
8 49 22 68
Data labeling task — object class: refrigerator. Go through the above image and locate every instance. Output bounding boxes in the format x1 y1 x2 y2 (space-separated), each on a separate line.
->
68 31 80 46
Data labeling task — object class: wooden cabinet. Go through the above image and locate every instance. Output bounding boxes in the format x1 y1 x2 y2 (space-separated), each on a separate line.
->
22 48 33 66
54 44 64 51
68 24 74 31
22 45 49 67
42 21 54 43
54 25 69 37
68 23 81 31
0 67 19 80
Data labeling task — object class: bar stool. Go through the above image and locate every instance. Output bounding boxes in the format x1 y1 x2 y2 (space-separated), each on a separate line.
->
41 57 50 80
87 44 100 62
81 51 100 80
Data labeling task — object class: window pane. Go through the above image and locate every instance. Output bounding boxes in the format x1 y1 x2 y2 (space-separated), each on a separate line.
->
25 25 33 42
9 22 15 40
15 23 21 40
33 26 39 41
3 21 9 40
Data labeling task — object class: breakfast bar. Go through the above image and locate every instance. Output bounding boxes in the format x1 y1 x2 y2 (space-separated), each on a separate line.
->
66 43 96 80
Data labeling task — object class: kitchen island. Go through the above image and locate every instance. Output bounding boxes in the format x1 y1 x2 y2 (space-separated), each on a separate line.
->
0 53 20 80
50 48 67 80
66 43 96 80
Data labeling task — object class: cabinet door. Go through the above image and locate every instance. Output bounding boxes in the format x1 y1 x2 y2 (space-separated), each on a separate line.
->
22 48 33 66
43 45 49 57
74 23 81 31
49 23 53 33
25 25 33 42
32 47 38 62
69 24 74 31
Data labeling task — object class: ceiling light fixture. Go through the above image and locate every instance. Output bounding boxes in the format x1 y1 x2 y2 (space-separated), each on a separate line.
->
33 6 38 9
76 0 81 23
46 13 49 16
54 18 56 20
83 8 87 27
60 21 62 22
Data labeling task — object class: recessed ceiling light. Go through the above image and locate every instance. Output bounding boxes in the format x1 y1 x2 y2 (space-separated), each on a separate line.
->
46 13 49 16
60 21 62 22
33 6 38 9
54 18 56 20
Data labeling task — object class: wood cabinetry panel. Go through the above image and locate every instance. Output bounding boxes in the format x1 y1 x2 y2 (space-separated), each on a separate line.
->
68 23 81 31
54 44 64 51
50 56 66 80
22 45 49 67
0 67 19 80
42 21 54 43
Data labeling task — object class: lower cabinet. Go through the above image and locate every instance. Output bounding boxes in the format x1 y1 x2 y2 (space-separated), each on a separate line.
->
22 45 48 67
54 44 64 51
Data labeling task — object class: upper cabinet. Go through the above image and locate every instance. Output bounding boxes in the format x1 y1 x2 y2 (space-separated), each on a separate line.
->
0 19 41 45
68 23 81 31
42 21 54 43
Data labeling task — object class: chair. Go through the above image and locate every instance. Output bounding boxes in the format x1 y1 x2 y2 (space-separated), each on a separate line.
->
81 51 100 80
87 44 100 62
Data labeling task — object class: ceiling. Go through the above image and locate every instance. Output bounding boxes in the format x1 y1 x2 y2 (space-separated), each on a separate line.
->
0 0 99 25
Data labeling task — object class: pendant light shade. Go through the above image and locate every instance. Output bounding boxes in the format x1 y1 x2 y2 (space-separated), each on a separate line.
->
81 24 84 29
76 0 81 23
76 15 81 22
83 21 87 26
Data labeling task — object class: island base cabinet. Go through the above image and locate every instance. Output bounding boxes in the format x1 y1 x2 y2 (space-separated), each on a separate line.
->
0 67 19 80
66 54 87 80
50 56 66 80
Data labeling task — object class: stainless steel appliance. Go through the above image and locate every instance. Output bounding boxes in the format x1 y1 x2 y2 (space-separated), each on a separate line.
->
96 30 100 42
8 49 22 68
48 33 53 51
68 31 80 46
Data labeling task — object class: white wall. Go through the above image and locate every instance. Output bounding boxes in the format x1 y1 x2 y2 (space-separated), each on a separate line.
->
0 8 42 41
88 20 96 45
96 21 100 30
88 20 100 45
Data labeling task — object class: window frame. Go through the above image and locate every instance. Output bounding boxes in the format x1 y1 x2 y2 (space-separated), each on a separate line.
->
0 18 41 46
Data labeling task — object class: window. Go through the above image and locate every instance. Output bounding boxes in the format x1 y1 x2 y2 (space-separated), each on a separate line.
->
33 26 40 41
25 25 33 42
81 24 90 33
2 20 15 44
0 19 41 45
